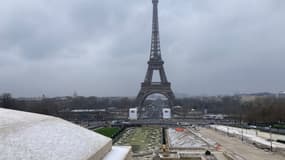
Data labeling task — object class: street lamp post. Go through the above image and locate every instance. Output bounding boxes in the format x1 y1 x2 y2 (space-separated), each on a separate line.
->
239 104 243 141
227 127 229 136
270 125 272 152
241 127 243 141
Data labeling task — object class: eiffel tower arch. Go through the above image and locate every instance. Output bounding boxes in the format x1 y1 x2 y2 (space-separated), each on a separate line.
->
137 83 175 107
136 0 175 108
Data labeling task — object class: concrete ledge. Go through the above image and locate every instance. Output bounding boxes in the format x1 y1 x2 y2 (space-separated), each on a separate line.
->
0 109 112 160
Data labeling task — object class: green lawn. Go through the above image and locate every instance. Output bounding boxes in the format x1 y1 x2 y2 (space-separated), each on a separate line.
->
273 124 285 129
94 127 120 138
114 127 162 153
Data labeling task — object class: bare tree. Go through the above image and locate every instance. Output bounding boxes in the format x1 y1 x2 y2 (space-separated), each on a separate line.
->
1 93 15 109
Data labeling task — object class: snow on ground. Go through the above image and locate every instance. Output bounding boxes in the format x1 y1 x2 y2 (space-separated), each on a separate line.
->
167 128 208 148
189 128 216 146
0 109 115 160
210 125 285 150
103 146 131 160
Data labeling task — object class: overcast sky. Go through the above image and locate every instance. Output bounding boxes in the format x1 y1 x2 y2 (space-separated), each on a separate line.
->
0 0 285 97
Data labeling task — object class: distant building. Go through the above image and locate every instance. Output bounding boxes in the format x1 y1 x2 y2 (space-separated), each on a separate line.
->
203 114 225 120
204 109 208 115
60 108 109 121
240 95 257 102
278 91 285 98
16 97 44 101
239 92 276 102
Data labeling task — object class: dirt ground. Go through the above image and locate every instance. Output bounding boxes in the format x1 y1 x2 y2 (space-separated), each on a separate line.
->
199 127 285 160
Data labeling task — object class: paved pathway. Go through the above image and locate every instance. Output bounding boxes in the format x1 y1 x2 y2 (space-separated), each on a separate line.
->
199 128 285 160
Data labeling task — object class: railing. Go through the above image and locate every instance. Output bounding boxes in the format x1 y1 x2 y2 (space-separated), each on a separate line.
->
151 82 162 85
141 82 170 87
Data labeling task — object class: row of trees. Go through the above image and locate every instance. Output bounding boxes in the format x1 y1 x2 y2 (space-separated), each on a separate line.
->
0 94 62 116
70 96 133 109
176 95 285 124
1 93 284 124
0 93 15 109
243 97 285 124
175 96 241 115
0 93 134 117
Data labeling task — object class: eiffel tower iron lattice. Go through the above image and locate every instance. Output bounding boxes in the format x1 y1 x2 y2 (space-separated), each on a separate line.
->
136 0 175 107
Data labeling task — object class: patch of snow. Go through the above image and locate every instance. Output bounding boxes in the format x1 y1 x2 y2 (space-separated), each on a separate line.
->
167 128 207 148
103 146 131 160
210 125 285 149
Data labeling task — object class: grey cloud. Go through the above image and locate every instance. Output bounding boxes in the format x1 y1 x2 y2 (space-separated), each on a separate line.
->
0 0 141 60
0 0 285 97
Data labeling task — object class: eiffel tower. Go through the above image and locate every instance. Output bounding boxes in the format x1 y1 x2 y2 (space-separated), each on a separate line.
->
136 0 175 107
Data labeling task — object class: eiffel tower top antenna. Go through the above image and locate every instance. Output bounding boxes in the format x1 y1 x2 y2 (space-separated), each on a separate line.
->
150 0 161 61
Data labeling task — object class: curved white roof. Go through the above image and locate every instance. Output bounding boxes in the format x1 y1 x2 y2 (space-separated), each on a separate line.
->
0 108 112 160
